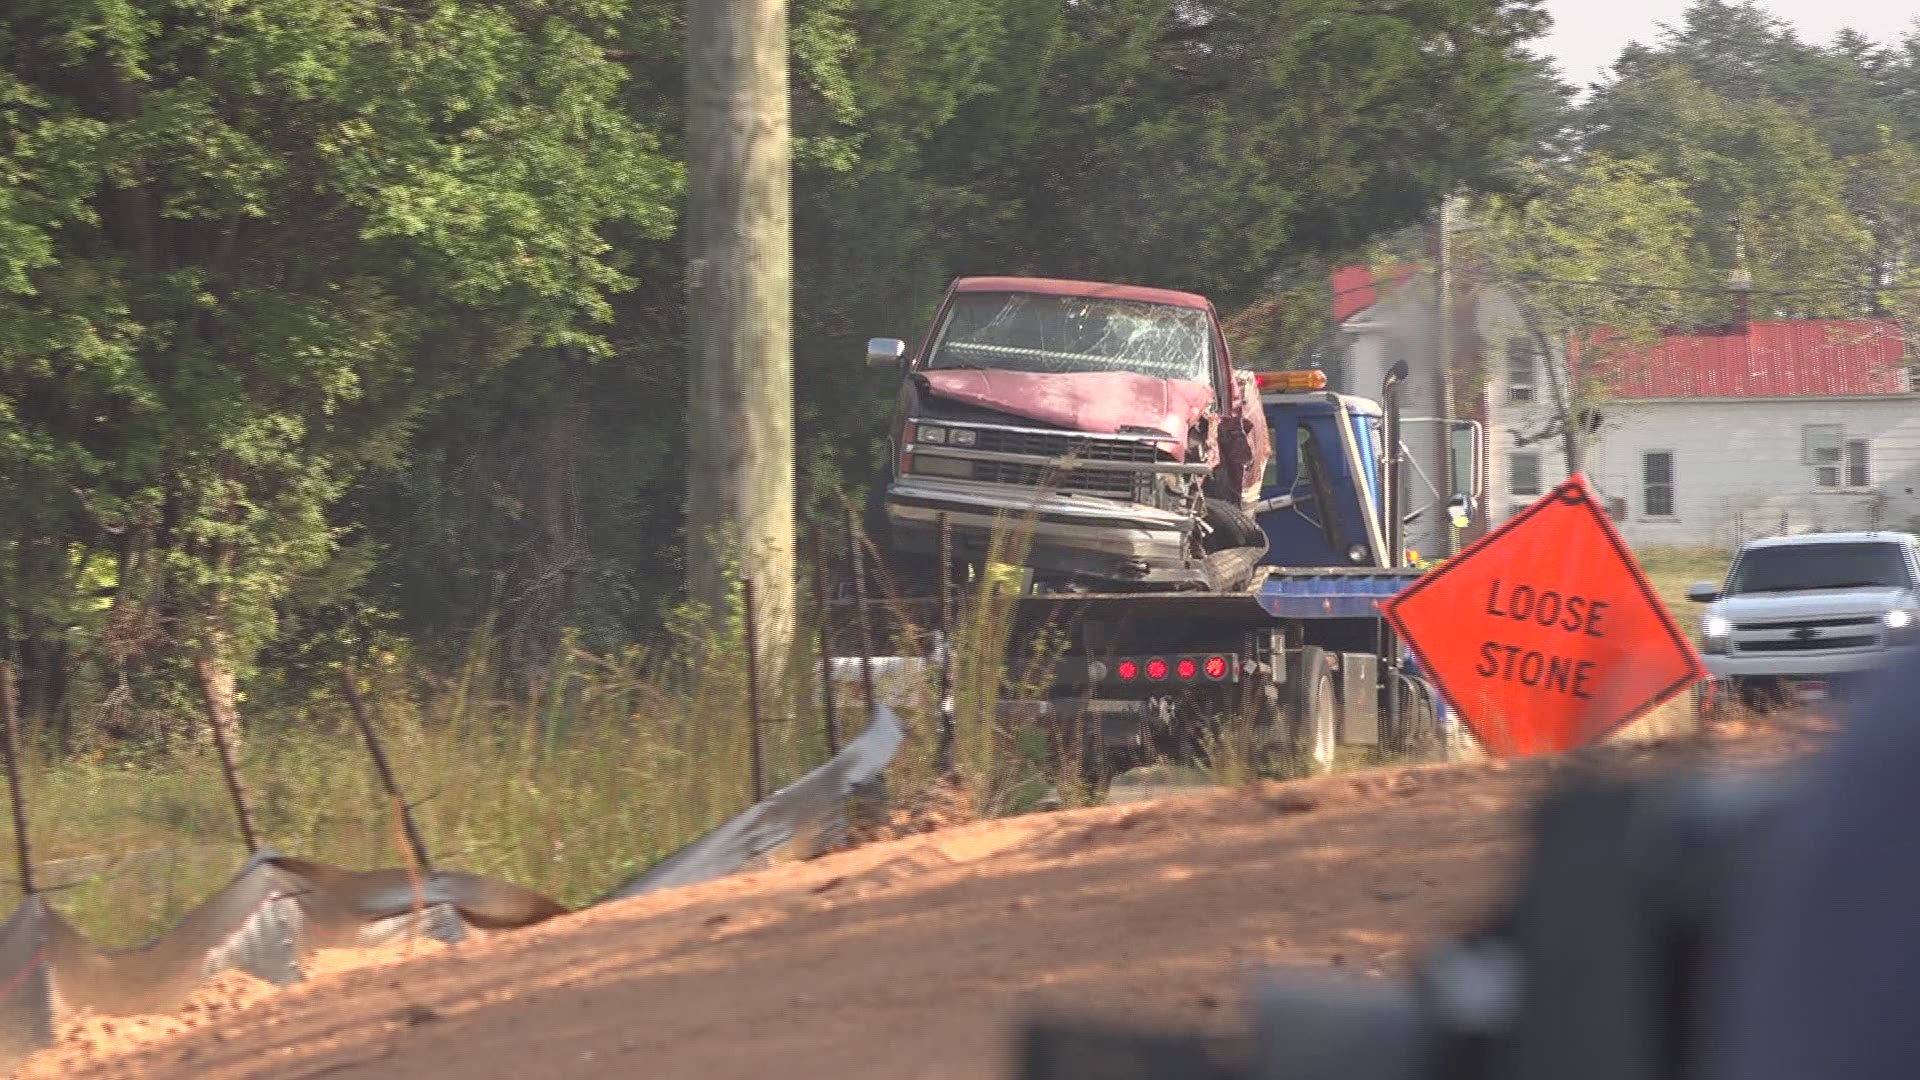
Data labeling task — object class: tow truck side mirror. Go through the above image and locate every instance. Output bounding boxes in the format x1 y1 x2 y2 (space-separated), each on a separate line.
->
1686 582 1721 603
866 337 907 370
1446 494 1474 531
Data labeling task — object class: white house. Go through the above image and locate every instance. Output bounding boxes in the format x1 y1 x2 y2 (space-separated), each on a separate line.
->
1483 316 1918 548
1332 264 1919 551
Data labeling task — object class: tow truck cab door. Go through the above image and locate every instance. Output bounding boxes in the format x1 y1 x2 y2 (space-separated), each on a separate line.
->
1254 394 1389 569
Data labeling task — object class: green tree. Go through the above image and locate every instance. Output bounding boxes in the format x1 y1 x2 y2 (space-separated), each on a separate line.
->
1585 61 1873 312
960 0 1550 311
0 0 678 732
1462 155 1706 473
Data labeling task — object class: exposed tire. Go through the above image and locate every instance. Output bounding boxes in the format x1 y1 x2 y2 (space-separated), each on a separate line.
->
1202 497 1265 552
1203 546 1262 592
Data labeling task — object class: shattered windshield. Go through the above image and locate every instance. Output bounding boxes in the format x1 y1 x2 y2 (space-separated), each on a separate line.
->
1726 541 1915 594
924 292 1214 385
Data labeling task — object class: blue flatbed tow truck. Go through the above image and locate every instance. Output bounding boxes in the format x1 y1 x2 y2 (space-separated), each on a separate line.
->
837 361 1485 775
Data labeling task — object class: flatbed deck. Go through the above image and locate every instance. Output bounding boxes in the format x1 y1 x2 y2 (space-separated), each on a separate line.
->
826 565 1425 628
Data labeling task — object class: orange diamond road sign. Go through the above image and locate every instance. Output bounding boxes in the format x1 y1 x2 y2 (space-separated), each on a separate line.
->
1384 475 1705 758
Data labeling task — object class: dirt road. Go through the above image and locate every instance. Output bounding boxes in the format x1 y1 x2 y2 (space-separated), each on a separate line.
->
21 722 1815 1080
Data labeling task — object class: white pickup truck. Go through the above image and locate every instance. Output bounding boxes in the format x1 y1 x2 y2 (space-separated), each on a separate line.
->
1688 531 1920 711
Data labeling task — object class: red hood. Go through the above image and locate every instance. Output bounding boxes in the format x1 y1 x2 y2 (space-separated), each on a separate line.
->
917 369 1215 451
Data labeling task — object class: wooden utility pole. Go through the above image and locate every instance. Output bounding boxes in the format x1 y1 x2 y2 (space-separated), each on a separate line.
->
685 0 796 654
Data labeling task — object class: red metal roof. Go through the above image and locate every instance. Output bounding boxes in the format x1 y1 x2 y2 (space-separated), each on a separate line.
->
1576 321 1908 399
1330 264 1421 324
951 276 1212 311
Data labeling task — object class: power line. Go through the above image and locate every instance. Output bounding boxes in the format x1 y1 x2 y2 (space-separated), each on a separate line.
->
1498 274 1920 297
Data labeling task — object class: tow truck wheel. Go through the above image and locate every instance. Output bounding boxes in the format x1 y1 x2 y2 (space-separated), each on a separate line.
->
1390 675 1443 760
1297 665 1338 777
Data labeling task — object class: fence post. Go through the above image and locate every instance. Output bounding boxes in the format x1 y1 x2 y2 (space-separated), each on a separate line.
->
810 524 840 756
195 655 260 854
744 575 767 802
341 665 433 873
936 513 956 776
0 663 34 896
844 506 878 722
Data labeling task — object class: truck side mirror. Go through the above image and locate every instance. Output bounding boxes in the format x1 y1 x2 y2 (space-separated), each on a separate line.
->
866 337 907 370
1685 582 1721 603
1449 421 1484 503
1446 494 1474 530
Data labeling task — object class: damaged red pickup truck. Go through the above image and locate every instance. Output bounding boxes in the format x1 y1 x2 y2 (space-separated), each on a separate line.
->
864 276 1274 595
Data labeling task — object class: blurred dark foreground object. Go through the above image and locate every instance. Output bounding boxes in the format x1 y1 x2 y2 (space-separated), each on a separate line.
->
1015 759 1795 1080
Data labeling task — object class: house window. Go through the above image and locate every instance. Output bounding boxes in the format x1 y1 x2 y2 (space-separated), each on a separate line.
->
1846 439 1871 488
1642 451 1675 518
1804 426 1872 490
1505 339 1537 404
1509 452 1542 497
1804 424 1844 487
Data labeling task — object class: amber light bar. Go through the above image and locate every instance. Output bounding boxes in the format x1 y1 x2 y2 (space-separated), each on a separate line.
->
1254 369 1328 392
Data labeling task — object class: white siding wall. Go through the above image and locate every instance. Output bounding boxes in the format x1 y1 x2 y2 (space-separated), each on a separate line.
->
1582 398 1920 548
1475 293 1574 523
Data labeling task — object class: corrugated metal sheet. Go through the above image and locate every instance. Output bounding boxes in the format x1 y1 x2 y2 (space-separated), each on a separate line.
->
1581 320 1908 400
1330 265 1421 325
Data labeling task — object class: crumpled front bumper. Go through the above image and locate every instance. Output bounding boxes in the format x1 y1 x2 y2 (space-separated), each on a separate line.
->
884 476 1205 587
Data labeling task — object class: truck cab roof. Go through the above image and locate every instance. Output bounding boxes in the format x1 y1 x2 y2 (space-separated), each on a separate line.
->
1739 531 1920 550
1259 390 1384 417
949 276 1214 311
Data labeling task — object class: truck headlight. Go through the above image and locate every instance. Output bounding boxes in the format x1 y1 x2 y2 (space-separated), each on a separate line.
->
918 424 947 444
948 427 977 446
1702 614 1733 654
1884 609 1914 630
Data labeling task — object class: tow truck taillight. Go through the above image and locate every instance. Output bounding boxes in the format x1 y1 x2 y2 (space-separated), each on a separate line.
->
1098 654 1234 685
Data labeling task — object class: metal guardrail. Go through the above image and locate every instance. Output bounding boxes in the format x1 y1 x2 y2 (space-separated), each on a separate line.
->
0 706 905 1071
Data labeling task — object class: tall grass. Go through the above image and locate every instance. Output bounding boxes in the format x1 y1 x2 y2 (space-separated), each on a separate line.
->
0 512 1087 947
6 625 809 947
13 512 1559 948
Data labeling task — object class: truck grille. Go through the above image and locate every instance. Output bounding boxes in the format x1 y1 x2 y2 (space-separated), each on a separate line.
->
973 460 1136 498
1736 635 1880 653
1730 616 1884 655
967 428 1165 464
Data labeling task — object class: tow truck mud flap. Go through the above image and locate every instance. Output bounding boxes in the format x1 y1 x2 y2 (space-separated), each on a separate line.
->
1339 652 1381 746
